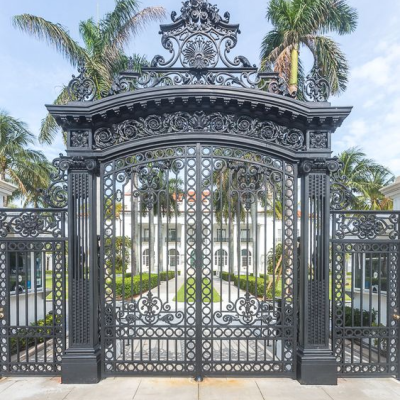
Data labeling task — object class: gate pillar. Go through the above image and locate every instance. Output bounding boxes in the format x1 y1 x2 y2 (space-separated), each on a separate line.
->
297 158 339 385
61 157 101 384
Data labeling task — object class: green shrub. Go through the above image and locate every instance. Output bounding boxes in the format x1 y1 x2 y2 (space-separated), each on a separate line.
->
344 306 377 327
159 271 176 281
232 275 281 298
10 313 62 355
221 272 235 281
115 273 159 299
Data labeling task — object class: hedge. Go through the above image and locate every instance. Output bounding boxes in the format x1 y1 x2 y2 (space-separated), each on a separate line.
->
221 272 235 281
115 273 159 299
345 306 377 327
232 275 281 298
124 271 175 281
10 313 62 355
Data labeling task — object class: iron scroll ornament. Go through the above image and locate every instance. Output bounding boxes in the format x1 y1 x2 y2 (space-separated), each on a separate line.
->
93 111 305 150
67 60 97 102
42 155 99 208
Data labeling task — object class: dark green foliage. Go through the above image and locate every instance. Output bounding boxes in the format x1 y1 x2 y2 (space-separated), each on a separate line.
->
267 242 283 274
10 313 62 355
159 271 176 281
221 272 235 281
344 306 377 327
105 236 132 273
114 273 159 299
232 275 278 298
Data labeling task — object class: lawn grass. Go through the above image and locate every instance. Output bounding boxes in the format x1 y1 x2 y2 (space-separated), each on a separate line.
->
174 278 221 303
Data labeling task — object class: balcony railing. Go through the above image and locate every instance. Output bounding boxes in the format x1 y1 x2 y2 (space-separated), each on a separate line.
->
214 237 229 242
165 237 181 242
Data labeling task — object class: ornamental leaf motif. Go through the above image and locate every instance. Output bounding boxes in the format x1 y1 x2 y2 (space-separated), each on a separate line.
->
93 112 305 151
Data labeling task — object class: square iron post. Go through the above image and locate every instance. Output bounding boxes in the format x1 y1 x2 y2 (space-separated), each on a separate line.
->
296 159 338 385
61 158 101 384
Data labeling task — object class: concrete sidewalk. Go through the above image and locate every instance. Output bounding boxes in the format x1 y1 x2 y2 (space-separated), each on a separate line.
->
1 376 400 400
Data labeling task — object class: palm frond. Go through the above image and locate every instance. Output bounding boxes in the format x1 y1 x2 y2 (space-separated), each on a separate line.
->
13 14 87 66
108 6 166 52
39 86 70 144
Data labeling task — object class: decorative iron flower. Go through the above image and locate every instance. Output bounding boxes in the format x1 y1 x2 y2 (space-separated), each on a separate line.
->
182 36 217 69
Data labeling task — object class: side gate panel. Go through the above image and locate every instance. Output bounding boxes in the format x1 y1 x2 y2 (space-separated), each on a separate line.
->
0 210 67 375
332 211 400 376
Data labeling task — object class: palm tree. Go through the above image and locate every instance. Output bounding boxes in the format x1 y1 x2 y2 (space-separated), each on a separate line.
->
0 110 51 206
260 0 358 96
337 147 394 210
13 0 166 144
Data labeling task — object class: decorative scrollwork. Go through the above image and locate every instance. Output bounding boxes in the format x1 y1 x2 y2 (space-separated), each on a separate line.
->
0 210 65 238
330 161 355 211
213 292 280 326
93 111 305 150
70 130 89 148
41 156 69 208
117 292 184 326
335 213 400 240
304 65 331 102
67 60 97 102
131 161 172 210
309 131 329 149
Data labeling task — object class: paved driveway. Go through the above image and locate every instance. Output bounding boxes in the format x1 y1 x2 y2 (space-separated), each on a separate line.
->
1 377 400 400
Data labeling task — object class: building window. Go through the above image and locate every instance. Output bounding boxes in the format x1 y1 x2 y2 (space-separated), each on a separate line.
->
241 249 252 267
168 249 180 267
143 228 150 241
241 229 250 241
216 229 227 240
168 228 178 241
143 249 150 267
215 249 228 267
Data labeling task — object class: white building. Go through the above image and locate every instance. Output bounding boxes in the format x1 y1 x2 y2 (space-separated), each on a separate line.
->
113 190 300 277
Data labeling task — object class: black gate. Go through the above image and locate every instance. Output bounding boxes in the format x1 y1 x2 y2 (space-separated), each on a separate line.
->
100 144 297 377
331 211 400 376
0 209 67 375
0 0 375 385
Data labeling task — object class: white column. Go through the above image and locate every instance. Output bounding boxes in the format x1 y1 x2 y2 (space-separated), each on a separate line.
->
381 176 400 210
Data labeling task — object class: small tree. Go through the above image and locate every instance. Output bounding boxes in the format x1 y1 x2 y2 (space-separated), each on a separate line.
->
105 236 132 274
267 242 283 275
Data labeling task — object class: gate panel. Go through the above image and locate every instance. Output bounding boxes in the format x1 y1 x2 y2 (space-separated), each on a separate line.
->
332 211 400 376
101 146 198 375
199 146 297 375
100 145 297 377
0 209 67 375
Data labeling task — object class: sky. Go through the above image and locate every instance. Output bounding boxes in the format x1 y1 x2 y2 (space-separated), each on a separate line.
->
1 0 400 175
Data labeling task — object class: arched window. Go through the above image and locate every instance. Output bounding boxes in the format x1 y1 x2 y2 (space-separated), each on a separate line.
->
168 249 180 267
241 249 252 267
215 249 228 266
143 249 150 267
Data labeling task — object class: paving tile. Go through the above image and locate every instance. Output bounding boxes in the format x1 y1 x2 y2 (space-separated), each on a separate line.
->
65 377 141 400
0 378 18 393
0 377 72 400
134 378 198 400
322 378 400 400
200 378 263 400
256 378 333 400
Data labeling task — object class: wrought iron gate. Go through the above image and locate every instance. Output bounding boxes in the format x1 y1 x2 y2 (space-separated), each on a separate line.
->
0 209 67 375
331 211 400 376
100 144 297 377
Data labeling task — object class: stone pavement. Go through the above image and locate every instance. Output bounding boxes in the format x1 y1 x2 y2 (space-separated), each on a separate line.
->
1 376 400 400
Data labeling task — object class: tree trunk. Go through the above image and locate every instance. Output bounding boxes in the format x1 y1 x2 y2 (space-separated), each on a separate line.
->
149 208 155 274
251 201 257 277
229 221 234 274
289 44 299 95
131 174 139 276
158 217 163 272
